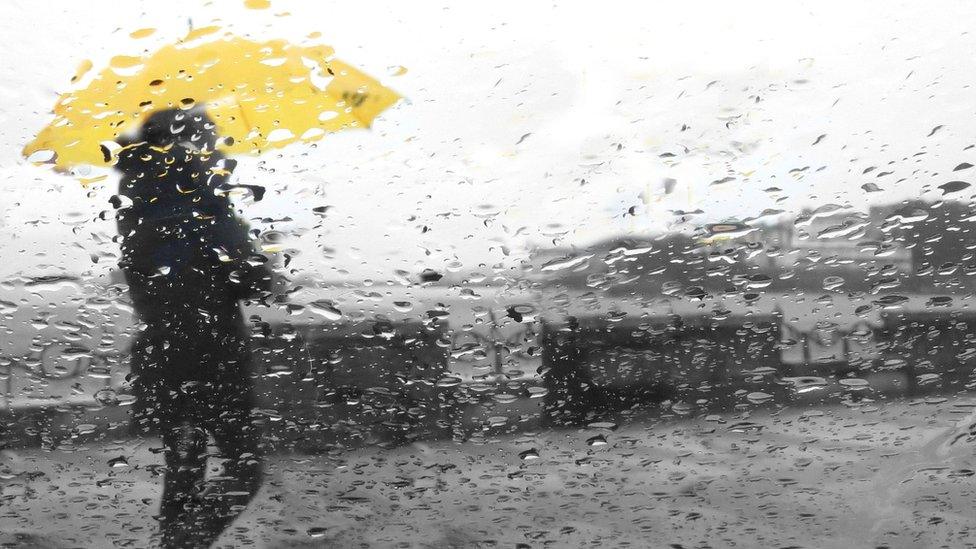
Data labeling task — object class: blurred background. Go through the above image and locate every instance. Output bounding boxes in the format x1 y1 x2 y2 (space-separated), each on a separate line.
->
4 1 976 548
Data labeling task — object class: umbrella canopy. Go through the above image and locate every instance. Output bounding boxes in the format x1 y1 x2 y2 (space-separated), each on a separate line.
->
23 26 400 171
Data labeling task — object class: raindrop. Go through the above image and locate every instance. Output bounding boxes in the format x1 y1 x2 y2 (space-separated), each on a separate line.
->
267 128 295 143
823 276 845 291
783 377 828 394
492 393 518 404
506 304 536 322
918 373 942 386
705 222 754 238
540 254 593 272
939 181 971 196
727 421 763 433
94 388 120 406
839 378 870 390
309 300 342 321
742 274 772 289
586 435 608 447
684 287 707 300
671 402 695 415
27 149 55 163
939 180 970 195
874 295 909 308
746 392 774 405
436 376 462 388
318 110 339 122
307 527 329 539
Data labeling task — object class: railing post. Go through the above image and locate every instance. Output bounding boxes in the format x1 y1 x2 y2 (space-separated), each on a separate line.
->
842 334 851 367
488 309 504 378
802 333 811 365
1 358 10 411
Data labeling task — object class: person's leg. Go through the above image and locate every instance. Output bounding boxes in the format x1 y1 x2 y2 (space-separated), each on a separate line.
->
211 398 264 499
211 345 265 504
164 383 263 548
158 422 209 548
129 340 210 548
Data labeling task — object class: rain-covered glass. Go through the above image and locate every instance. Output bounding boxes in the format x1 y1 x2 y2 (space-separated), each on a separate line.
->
3 1 976 547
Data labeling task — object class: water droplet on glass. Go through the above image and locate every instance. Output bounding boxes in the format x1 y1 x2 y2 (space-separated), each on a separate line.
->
586 435 608 447
783 377 827 394
307 527 329 539
493 393 518 404
94 388 120 406
309 300 342 321
839 378 870 390
746 392 774 405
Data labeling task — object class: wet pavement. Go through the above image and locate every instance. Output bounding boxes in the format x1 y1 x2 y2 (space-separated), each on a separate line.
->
4 396 976 548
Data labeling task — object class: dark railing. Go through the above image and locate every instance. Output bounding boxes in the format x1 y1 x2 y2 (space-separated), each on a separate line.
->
539 309 976 425
6 308 976 445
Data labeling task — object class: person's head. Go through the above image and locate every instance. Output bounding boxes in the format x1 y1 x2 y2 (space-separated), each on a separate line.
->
113 107 231 192
135 107 221 152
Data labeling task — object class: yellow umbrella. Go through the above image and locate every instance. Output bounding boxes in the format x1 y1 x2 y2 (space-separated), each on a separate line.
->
24 26 401 171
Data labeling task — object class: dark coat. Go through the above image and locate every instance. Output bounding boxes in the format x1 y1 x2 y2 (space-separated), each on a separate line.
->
115 139 271 426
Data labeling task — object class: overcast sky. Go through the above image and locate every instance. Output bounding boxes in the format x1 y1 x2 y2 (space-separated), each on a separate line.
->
2 0 975 281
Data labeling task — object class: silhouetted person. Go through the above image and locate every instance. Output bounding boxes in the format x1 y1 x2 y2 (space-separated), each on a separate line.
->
114 108 271 548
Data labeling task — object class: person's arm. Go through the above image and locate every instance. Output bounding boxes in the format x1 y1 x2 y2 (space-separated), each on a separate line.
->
211 212 274 301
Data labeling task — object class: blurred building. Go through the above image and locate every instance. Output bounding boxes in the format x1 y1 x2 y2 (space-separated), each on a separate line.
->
769 210 913 274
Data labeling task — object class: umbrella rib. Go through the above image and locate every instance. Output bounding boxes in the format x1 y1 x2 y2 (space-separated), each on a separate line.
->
234 99 254 138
